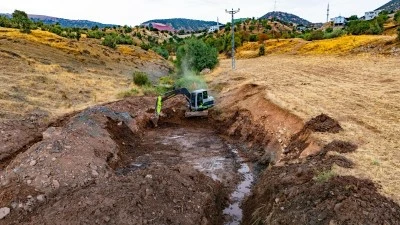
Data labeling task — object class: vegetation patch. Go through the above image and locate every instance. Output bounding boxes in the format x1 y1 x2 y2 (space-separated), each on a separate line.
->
133 71 150 86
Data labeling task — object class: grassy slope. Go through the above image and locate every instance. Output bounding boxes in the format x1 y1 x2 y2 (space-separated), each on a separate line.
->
208 53 400 204
236 35 399 58
0 28 171 120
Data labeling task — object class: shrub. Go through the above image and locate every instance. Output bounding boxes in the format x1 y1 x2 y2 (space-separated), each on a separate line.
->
305 30 324 41
152 46 169 59
395 11 400 24
87 30 105 39
102 35 117 49
133 71 150 86
140 43 151 51
259 45 265 56
117 88 139 98
323 29 346 39
325 27 333 33
397 27 400 41
249 34 258 42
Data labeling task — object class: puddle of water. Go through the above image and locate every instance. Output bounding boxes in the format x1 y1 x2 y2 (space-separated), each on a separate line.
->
224 145 255 225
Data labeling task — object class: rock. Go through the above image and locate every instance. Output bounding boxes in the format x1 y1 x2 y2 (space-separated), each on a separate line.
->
27 180 32 185
0 207 10 220
334 203 343 213
145 174 153 179
10 202 18 209
329 220 337 225
103 216 111 222
30 160 37 166
52 179 60 189
91 170 99 177
200 68 211 75
275 198 280 203
117 122 123 126
37 195 45 202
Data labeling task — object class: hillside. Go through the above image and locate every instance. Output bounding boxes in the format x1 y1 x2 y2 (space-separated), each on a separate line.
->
0 28 172 120
377 0 400 12
260 11 311 25
0 13 118 28
142 18 220 31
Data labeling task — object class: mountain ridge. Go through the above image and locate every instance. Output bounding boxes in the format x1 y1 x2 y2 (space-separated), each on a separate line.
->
142 18 220 31
260 11 311 25
0 13 118 28
376 0 400 12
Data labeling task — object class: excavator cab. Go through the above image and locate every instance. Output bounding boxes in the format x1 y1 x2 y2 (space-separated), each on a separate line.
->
189 89 214 111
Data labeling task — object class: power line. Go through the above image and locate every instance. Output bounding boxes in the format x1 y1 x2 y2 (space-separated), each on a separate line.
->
225 8 240 70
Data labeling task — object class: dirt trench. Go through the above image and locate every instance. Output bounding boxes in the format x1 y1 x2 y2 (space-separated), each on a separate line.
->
0 97 258 225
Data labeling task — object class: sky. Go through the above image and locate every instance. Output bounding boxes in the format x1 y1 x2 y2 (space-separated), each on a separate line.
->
1 0 391 25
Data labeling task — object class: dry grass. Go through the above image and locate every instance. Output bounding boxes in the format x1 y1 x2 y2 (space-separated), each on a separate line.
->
208 55 400 203
236 35 397 57
0 28 80 53
0 28 170 120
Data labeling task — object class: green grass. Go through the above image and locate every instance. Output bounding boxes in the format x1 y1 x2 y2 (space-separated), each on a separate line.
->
117 88 139 98
313 170 336 183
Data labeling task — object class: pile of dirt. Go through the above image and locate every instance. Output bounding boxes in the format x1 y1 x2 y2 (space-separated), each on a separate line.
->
0 97 227 225
4 165 224 225
242 142 400 225
209 83 400 224
305 114 343 133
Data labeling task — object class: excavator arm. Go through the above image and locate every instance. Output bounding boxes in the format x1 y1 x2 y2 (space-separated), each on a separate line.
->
152 88 191 127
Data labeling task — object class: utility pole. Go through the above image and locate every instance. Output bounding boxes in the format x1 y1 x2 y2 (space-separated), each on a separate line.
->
274 0 277 12
225 8 240 70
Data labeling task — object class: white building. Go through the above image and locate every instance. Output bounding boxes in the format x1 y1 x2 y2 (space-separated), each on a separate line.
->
208 25 221 33
364 10 382 21
331 16 346 26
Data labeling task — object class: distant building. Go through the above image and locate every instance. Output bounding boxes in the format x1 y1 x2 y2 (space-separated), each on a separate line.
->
142 22 174 32
296 25 307 31
364 10 382 21
208 25 222 33
208 17 221 33
330 16 347 26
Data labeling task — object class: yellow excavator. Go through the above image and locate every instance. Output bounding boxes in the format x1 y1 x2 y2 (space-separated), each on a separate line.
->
151 88 215 127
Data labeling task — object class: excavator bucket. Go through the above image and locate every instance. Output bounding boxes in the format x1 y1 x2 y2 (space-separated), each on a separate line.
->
185 110 209 118
150 115 159 127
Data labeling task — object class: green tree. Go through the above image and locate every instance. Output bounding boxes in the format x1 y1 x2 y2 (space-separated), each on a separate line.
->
348 15 359 21
12 10 32 33
176 38 218 73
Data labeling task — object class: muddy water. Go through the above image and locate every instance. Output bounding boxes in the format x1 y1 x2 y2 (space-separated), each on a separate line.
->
118 126 254 224
223 145 255 225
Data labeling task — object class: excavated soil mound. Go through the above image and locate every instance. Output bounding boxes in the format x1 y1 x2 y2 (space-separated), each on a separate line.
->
321 140 358 155
5 165 224 225
305 114 343 133
242 141 400 225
